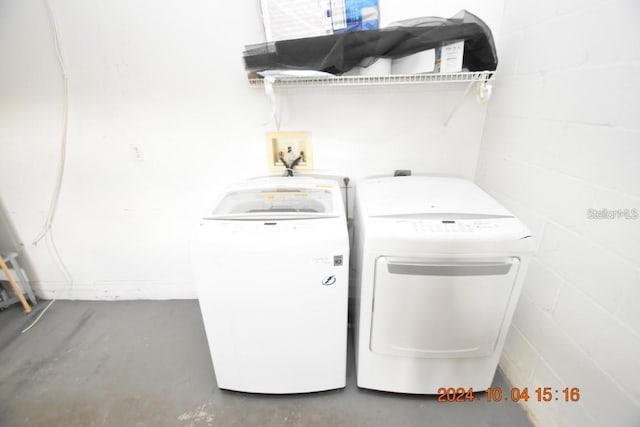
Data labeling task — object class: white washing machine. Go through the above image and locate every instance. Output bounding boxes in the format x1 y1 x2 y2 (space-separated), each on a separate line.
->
351 176 535 394
190 177 349 394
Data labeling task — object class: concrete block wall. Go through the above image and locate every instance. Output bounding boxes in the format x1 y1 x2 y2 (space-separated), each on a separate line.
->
476 0 640 425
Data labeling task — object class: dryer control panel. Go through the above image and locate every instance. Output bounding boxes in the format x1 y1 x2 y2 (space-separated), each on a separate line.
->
401 219 501 234
370 217 530 242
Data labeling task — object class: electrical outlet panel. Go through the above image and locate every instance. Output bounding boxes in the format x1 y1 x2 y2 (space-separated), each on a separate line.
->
265 131 313 172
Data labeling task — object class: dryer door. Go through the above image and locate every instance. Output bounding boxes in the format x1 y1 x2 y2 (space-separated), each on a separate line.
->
370 256 520 358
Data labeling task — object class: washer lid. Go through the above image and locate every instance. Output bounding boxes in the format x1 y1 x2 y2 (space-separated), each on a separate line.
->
360 177 513 218
206 184 338 220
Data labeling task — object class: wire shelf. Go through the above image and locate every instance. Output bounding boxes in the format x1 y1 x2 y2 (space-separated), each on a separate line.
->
248 71 494 87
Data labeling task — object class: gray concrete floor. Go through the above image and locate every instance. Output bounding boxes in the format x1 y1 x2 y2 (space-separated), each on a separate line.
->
0 301 534 427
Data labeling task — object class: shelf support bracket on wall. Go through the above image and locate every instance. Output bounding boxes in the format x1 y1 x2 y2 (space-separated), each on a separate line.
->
443 71 492 127
249 71 495 128
263 75 281 130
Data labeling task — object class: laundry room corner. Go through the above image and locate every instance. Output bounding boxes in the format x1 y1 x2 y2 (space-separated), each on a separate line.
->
474 0 640 425
0 0 502 300
1 0 638 426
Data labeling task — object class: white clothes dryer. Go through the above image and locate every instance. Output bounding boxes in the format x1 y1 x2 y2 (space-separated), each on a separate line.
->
190 177 349 393
351 176 534 394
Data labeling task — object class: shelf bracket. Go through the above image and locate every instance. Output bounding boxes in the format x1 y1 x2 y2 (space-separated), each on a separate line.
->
250 71 495 128
263 75 281 130
443 71 492 126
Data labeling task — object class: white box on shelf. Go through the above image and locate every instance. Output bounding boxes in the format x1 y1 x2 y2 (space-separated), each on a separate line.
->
390 49 436 74
389 40 465 75
438 40 465 73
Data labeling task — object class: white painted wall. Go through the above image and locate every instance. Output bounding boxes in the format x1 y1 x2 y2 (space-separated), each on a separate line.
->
378 0 504 44
0 1 501 299
476 0 640 425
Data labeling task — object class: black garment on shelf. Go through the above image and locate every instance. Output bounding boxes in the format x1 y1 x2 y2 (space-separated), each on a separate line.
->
243 10 497 74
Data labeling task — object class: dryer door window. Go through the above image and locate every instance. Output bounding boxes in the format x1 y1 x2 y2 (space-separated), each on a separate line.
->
370 256 520 358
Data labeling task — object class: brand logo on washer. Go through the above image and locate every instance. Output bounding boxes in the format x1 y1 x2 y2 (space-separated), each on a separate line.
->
322 275 337 286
